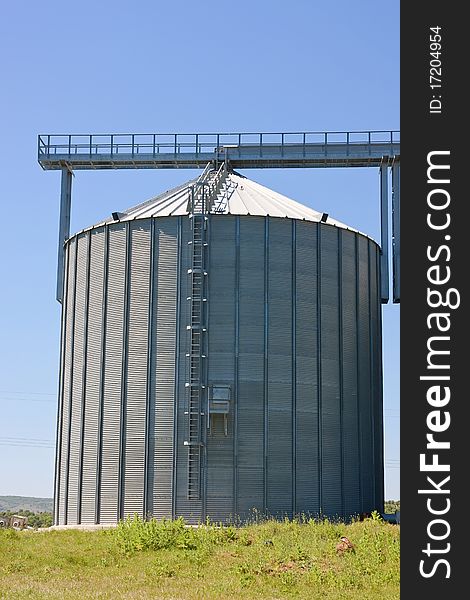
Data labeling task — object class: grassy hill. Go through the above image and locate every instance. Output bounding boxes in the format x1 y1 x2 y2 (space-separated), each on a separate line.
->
0 496 52 514
0 514 399 599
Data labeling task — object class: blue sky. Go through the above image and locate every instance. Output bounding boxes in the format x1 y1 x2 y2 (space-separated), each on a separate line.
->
0 1 399 499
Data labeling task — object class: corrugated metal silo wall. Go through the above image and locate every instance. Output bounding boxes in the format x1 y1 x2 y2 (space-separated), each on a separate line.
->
54 215 383 525
206 216 236 521
55 219 180 525
199 217 383 522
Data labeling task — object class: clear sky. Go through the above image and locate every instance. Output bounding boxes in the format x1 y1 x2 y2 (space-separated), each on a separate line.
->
0 1 399 500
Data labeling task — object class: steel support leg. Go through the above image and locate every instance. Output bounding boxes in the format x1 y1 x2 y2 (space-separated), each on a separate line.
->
392 163 400 303
56 167 72 303
380 163 390 303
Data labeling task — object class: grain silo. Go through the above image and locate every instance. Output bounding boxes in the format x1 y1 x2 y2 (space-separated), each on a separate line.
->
54 165 383 526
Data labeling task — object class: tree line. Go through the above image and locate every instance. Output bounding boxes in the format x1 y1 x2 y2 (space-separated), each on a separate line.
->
0 509 52 528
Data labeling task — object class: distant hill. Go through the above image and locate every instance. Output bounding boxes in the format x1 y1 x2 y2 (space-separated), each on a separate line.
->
0 496 53 513
0 496 399 517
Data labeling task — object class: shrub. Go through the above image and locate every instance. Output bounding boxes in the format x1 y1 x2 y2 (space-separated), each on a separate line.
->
112 515 239 555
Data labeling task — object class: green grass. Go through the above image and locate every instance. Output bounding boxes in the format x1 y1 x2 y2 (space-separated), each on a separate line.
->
0 515 399 599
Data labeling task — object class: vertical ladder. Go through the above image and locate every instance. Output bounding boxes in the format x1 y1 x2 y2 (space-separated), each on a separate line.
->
183 161 234 500
184 178 209 500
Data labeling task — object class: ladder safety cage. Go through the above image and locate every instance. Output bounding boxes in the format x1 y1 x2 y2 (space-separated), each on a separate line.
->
183 164 213 500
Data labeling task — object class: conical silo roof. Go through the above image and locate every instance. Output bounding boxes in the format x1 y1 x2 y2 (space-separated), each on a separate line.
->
82 170 364 235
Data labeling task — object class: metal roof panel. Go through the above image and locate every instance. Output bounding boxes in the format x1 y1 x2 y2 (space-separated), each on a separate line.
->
77 170 368 238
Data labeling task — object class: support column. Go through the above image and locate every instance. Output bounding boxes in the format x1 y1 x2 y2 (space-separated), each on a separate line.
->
380 162 389 303
392 163 400 303
56 167 72 303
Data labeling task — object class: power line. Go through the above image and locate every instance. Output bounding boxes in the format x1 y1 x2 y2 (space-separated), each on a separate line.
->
0 390 56 396
0 436 55 449
0 442 55 449
0 436 54 442
0 396 56 403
